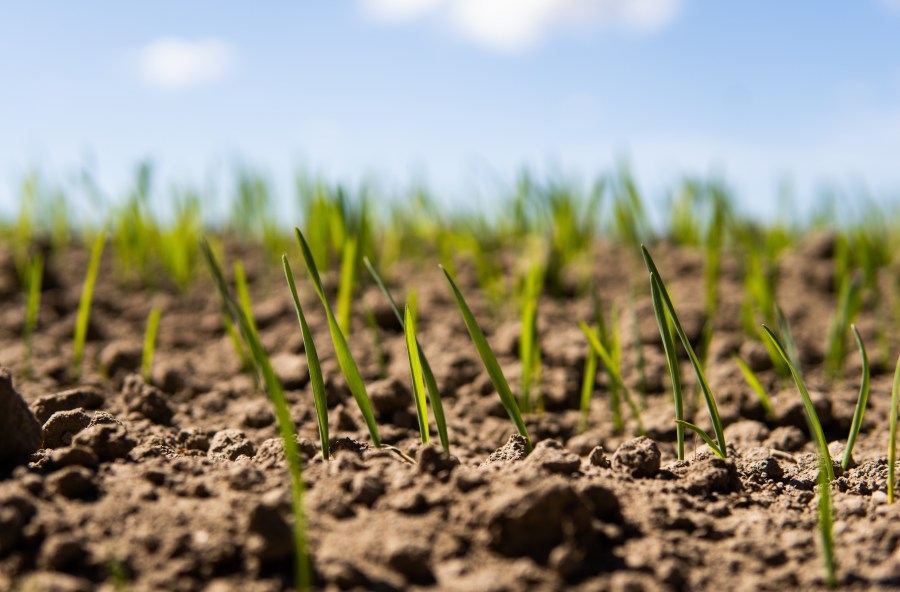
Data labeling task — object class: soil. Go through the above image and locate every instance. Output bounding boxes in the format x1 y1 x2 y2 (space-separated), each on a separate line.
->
2 234 900 591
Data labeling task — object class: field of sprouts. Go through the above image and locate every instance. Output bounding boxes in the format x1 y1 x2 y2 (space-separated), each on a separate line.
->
3 167 900 591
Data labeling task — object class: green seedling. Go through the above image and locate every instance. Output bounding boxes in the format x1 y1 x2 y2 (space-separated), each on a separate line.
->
817 452 837 588
650 272 685 459
201 240 310 591
405 296 430 445
73 228 107 377
336 234 359 335
233 260 259 338
733 355 776 422
841 325 869 471
364 257 449 452
889 353 900 504
442 265 531 451
579 322 645 435
825 275 861 380
762 325 834 482
283 255 330 460
775 305 802 375
223 313 253 373
642 246 727 459
294 227 380 447
519 259 543 413
579 324 600 434
22 253 43 377
141 307 162 384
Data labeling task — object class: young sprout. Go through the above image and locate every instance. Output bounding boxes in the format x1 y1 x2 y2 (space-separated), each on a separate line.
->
762 325 834 482
442 265 531 451
201 240 311 591
73 228 107 378
405 295 430 445
775 305 802 375
825 275 861 380
364 257 450 452
889 353 900 504
141 306 162 384
817 452 837 588
578 324 599 434
283 255 330 460
294 227 380 447
579 322 645 435
336 234 359 335
841 325 869 471
733 355 776 423
22 253 43 378
650 271 685 459
233 260 259 338
519 259 543 413
642 246 726 459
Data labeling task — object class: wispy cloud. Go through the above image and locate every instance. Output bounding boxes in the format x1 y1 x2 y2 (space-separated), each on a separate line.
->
136 38 236 90
358 0 683 53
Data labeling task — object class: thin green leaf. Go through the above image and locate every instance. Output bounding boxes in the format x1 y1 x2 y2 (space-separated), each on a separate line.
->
842 324 869 470
889 353 900 504
22 253 43 377
674 420 725 459
283 255 330 460
650 275 685 460
578 330 599 434
733 355 776 422
336 234 358 335
73 228 107 376
141 307 162 384
817 455 836 588
441 265 531 451
294 227 380 447
405 299 430 445
579 322 645 435
762 324 834 482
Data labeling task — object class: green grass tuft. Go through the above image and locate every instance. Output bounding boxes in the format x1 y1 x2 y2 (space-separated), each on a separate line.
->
283 255 330 461
442 265 530 451
294 227 380 447
579 322 645 435
404 296 430 445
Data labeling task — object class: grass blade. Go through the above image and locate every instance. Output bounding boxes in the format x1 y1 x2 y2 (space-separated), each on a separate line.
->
283 255 330 460
818 455 837 588
22 253 43 378
578 322 645 435
441 265 531 451
889 353 900 504
649 275 685 459
294 227 380 447
141 306 162 384
73 228 106 377
733 355 776 422
336 234 358 335
775 305 802 375
201 240 310 591
762 324 834 482
841 324 869 470
578 326 599 433
674 420 725 458
405 298 430 444
364 257 450 452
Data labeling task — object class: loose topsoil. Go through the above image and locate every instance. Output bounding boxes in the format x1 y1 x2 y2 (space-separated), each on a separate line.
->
2 234 900 592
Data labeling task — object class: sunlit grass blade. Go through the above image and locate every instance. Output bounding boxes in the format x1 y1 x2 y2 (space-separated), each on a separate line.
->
775 305 802 375
674 420 725 458
889 353 900 504
405 298 430 445
826 275 860 380
141 306 162 384
336 234 358 335
283 255 330 461
818 454 836 588
578 327 599 433
578 322 645 436
294 227 380 447
22 253 43 378
841 324 869 470
364 257 449 452
73 228 106 377
762 324 834 482
201 240 310 591
519 259 543 414
441 265 530 451
650 274 685 459
234 260 259 338
733 355 776 422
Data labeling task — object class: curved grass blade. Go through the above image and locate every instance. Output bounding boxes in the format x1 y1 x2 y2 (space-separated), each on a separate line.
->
674 420 725 459
841 324 869 470
283 255 330 460
733 355 776 423
405 299 430 445
364 257 449 452
294 227 380 447
141 306 162 384
73 228 107 377
579 322 645 435
889 353 900 504
762 324 834 482
201 240 311 591
441 265 530 451
650 274 685 460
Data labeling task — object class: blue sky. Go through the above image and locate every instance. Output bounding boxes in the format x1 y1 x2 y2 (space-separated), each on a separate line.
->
1 1 899 220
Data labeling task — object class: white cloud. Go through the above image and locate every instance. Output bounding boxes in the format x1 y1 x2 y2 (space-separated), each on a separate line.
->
357 0 683 53
877 0 900 13
136 38 235 90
